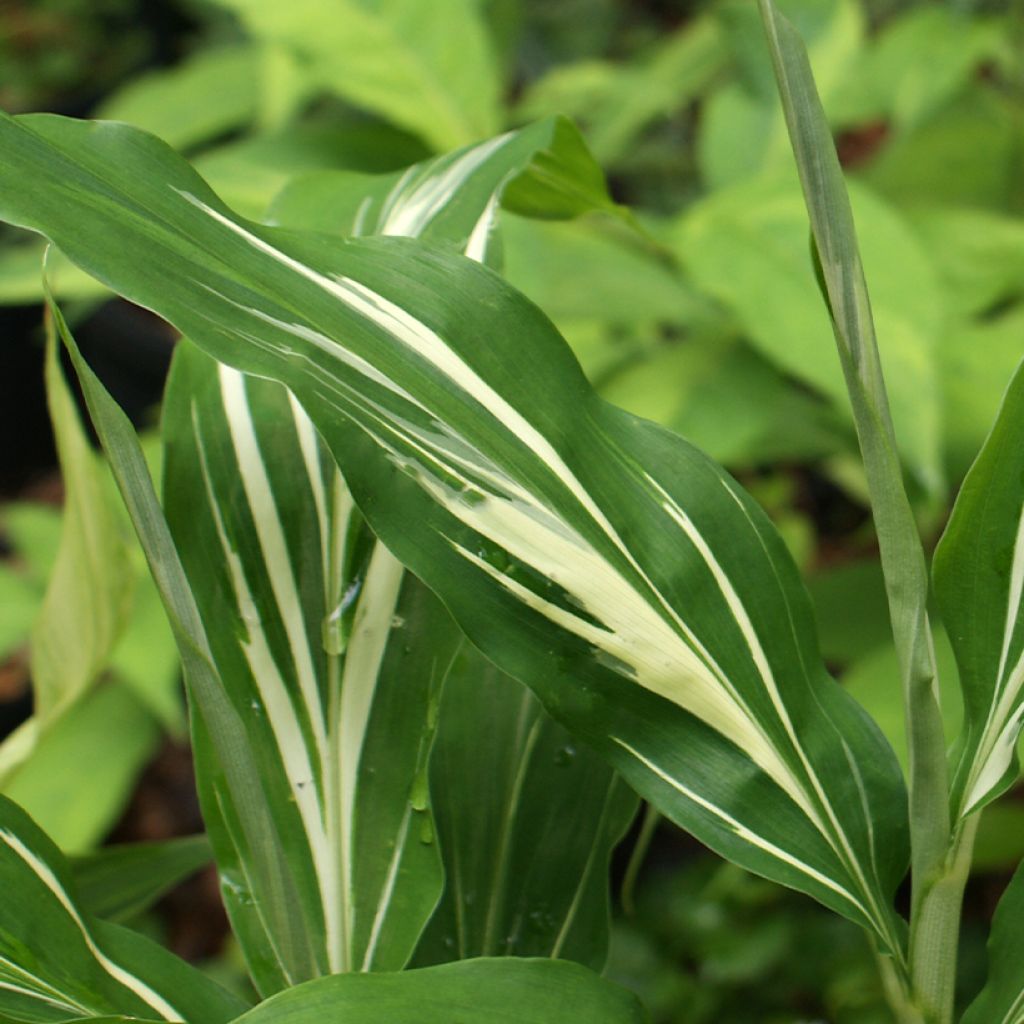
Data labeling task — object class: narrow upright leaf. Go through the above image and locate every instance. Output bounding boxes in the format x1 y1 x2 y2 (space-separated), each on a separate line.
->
0 113 909 957
934 359 1024 819
0 794 247 1024
162 342 460 986
755 0 949 931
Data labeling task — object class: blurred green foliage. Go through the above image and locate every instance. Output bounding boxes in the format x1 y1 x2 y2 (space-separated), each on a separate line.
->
1 0 1023 1016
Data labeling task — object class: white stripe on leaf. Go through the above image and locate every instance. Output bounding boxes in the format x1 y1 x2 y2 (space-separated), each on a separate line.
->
961 502 1024 817
0 829 182 1021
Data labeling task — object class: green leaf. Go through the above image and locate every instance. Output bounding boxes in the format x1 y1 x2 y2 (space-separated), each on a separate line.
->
30 320 135 724
0 317 136 786
937 305 1024 481
908 207 1024 319
70 835 212 923
829 6 1007 132
0 794 248 1023
2 683 160 854
230 958 648 1024
698 0 863 189
94 45 262 153
674 173 944 497
934 358 1024 819
961 861 1024 1024
0 112 909 956
0 565 39 660
163 341 459 988
268 117 621 258
2 505 62 589
756 0 949 934
414 650 637 969
206 0 501 151
516 15 725 165
858 85 1021 213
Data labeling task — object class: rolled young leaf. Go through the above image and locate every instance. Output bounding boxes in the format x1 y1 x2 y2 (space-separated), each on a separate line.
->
163 342 460 984
961 860 1024 1024
0 794 247 1024
934 358 1024 819
227 958 648 1024
0 112 908 956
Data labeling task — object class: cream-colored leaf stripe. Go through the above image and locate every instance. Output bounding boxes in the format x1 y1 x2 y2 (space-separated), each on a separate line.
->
177 138 521 976
0 954 91 1016
377 133 513 238
0 828 182 1020
960 503 1024 818
173 192 897 946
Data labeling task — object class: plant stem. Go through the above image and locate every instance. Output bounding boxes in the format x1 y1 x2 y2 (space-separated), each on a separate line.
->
875 946 926 1024
753 4 957 1016
908 815 980 1024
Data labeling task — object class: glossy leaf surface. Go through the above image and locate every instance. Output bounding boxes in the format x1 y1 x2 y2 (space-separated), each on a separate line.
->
0 794 247 1024
231 959 647 1024
414 650 637 969
0 112 908 953
163 342 459 987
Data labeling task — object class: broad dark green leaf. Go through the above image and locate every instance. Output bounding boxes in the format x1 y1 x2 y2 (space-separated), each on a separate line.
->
961 861 1024 1024
70 835 212 923
230 959 648 1024
0 794 247 1024
414 650 638 969
934 359 1024 819
163 342 459 988
0 113 909 957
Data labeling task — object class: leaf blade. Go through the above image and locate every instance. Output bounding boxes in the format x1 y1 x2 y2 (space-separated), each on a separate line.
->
0 111 909 955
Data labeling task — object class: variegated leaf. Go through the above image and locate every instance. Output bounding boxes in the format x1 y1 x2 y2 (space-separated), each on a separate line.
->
934 358 1024 820
0 113 909 958
163 343 459 989
0 794 247 1024
159 115 623 989
267 115 622 263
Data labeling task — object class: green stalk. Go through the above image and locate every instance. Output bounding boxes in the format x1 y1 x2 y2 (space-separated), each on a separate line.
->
909 815 980 1023
754 3 959 1017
